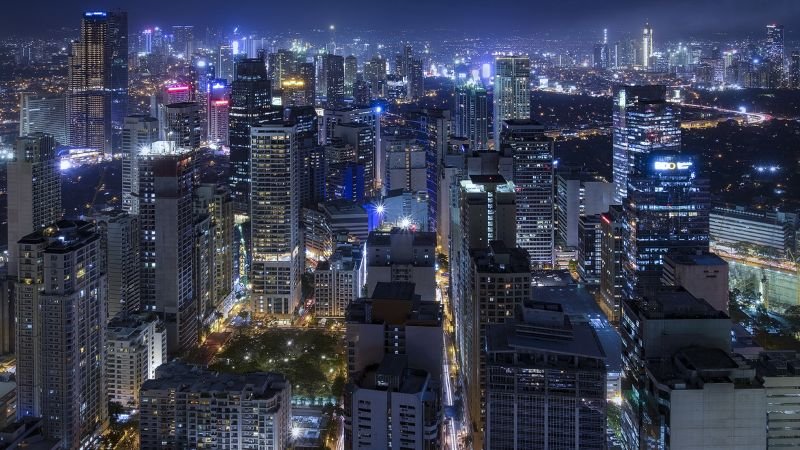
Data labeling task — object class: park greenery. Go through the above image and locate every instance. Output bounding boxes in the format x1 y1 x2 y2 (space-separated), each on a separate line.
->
211 328 347 402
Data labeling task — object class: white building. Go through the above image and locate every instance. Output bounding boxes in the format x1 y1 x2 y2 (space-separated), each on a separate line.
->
314 244 365 318
19 93 67 146
106 314 166 408
662 252 729 313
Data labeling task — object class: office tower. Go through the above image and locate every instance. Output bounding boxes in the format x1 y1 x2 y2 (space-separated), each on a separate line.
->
250 125 303 317
611 85 681 203
207 79 230 146
454 81 489 150
322 54 345 108
407 58 424 100
160 83 193 105
766 24 785 86
662 252 729 313
334 122 375 194
121 115 159 215
298 61 317 106
396 44 413 78
364 56 387 98
171 25 194 56
229 58 275 213
137 141 197 355
194 184 235 314
160 102 202 150
267 49 297 88
499 120 555 268
454 175 517 253
192 213 214 324
7 133 61 279
555 168 614 248
485 301 607 449
621 289 765 449
108 11 128 145
106 314 166 408
343 281 443 450
791 51 800 89
379 190 431 232
68 12 112 154
344 55 357 96
463 242 531 448
364 228 436 299
493 55 530 148
19 93 68 145
578 214 604 285
623 152 710 299
16 220 108 448
139 362 291 449
599 205 625 322
93 209 140 320
217 44 234 81
642 23 654 69
385 142 427 192
321 106 380 189
314 243 364 317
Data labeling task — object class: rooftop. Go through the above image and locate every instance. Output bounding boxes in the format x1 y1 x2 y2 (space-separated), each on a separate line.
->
665 252 728 267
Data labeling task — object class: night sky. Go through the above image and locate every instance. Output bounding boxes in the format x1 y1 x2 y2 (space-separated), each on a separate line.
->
2 0 800 38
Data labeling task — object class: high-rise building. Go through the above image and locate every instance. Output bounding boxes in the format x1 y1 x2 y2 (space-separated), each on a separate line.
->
463 242 530 448
766 24 785 86
121 115 159 215
19 93 68 145
160 101 202 150
322 54 345 108
343 281 443 450
106 313 166 408
206 79 230 146
599 205 625 323
267 49 297 88
68 12 112 154
194 184 235 315
485 301 607 450
621 289 765 449
228 58 276 213
137 141 197 355
365 228 436 299
555 168 615 248
250 125 303 317
642 22 654 69
6 133 61 279
612 85 681 203
108 11 128 146
217 44 234 81
314 243 364 318
499 120 555 268
344 55 357 96
790 51 800 89
407 58 424 100
298 61 317 106
578 214 604 285
93 209 140 320
454 81 489 150
15 220 108 448
622 152 710 299
364 56 387 99
139 362 291 449
492 55 530 148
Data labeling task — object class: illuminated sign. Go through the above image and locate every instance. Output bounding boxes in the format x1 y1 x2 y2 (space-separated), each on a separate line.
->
654 161 692 171
213 100 229 106
167 85 190 92
282 79 305 88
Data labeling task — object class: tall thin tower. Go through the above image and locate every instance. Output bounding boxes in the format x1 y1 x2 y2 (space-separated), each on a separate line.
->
642 22 654 69
493 55 530 149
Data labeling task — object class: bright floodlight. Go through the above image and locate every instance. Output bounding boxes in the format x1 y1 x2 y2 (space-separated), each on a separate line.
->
400 217 411 229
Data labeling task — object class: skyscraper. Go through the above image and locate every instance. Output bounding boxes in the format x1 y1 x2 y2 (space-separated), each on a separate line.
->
206 79 230 146
160 101 202 150
137 141 197 354
68 12 112 154
407 58 424 100
121 115 159 215
612 84 681 203
250 125 303 317
322 54 345 108
455 81 489 150
19 93 67 145
194 184 235 314
493 55 530 148
344 55 357 96
790 51 800 89
16 220 108 448
7 133 61 279
108 11 128 148
622 152 710 299
766 24 786 86
642 22 654 69
500 120 555 268
228 58 275 213
93 209 140 320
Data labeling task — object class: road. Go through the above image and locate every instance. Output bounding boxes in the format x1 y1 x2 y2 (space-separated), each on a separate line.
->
438 283 470 450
